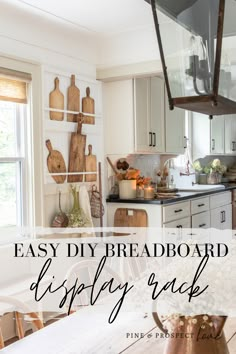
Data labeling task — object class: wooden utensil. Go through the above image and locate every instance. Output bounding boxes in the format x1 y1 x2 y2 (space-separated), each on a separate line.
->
67 74 80 122
85 144 97 182
49 77 64 121
46 140 66 184
68 116 86 183
82 87 95 124
106 157 118 175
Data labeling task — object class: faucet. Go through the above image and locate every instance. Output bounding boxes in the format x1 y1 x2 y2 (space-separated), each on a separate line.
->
180 160 195 176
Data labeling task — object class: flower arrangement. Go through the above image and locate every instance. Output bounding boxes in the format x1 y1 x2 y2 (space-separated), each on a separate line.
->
116 168 151 186
193 159 227 175
116 167 140 181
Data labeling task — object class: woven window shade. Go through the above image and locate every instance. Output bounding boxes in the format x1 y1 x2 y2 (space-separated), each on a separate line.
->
0 67 32 104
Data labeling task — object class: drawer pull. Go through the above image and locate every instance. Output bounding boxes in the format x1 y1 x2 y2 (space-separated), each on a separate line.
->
199 223 206 228
149 132 152 147
174 209 183 213
198 204 205 207
220 211 225 223
176 225 182 229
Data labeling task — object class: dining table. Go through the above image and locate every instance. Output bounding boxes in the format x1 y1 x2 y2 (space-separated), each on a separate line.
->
0 306 165 354
2 307 236 354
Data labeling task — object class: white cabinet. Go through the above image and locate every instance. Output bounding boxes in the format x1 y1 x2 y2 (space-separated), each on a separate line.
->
192 113 236 158
165 89 186 154
104 77 185 156
134 78 149 152
163 217 191 229
192 211 210 229
225 115 236 155
134 77 165 153
210 116 225 154
211 204 232 230
162 201 190 223
210 192 232 230
103 80 134 155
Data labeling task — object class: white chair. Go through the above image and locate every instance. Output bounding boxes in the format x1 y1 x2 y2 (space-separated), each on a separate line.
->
0 295 43 349
64 259 123 313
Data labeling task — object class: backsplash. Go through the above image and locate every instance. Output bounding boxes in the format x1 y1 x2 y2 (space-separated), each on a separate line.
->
106 153 236 197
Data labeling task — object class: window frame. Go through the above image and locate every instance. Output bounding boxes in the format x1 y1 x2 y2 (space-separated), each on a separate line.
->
0 56 44 234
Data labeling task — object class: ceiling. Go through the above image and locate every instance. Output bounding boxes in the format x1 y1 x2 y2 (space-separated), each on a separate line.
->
8 0 169 37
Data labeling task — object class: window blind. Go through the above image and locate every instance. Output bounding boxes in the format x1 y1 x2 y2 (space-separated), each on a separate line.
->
0 67 32 104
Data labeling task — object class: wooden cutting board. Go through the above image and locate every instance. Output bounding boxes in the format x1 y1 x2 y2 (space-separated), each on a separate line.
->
46 140 66 184
68 116 86 183
85 144 97 182
114 208 148 228
67 74 80 122
82 87 95 125
49 77 64 121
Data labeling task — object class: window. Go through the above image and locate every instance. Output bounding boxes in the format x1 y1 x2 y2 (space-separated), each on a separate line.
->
0 76 32 228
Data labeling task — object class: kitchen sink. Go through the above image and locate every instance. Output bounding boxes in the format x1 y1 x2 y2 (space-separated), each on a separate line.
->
178 184 225 192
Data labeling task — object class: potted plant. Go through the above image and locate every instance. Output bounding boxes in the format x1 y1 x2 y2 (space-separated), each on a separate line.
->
117 168 140 199
204 159 226 184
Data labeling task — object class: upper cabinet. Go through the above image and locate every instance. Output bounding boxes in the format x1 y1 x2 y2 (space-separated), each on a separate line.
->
103 79 134 155
134 77 165 153
103 76 186 156
165 90 186 155
210 116 225 154
225 115 236 154
192 113 236 160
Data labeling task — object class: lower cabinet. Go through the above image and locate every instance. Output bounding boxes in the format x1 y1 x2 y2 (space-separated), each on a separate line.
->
210 204 232 230
107 191 233 230
192 211 210 229
163 217 191 229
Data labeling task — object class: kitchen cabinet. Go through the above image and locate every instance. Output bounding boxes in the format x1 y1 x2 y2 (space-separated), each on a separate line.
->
224 115 236 154
210 116 225 154
210 205 232 230
163 217 191 229
210 192 232 230
165 88 186 155
107 191 232 230
134 77 165 153
103 79 134 155
104 77 186 156
192 113 236 159
192 211 210 229
162 201 190 223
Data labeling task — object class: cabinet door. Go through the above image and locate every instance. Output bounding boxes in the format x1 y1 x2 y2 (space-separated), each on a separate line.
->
134 78 151 152
150 77 165 152
225 115 236 155
103 80 134 155
210 116 225 154
165 87 186 154
221 204 232 230
210 207 223 229
192 112 211 161
210 204 232 229
192 211 210 229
